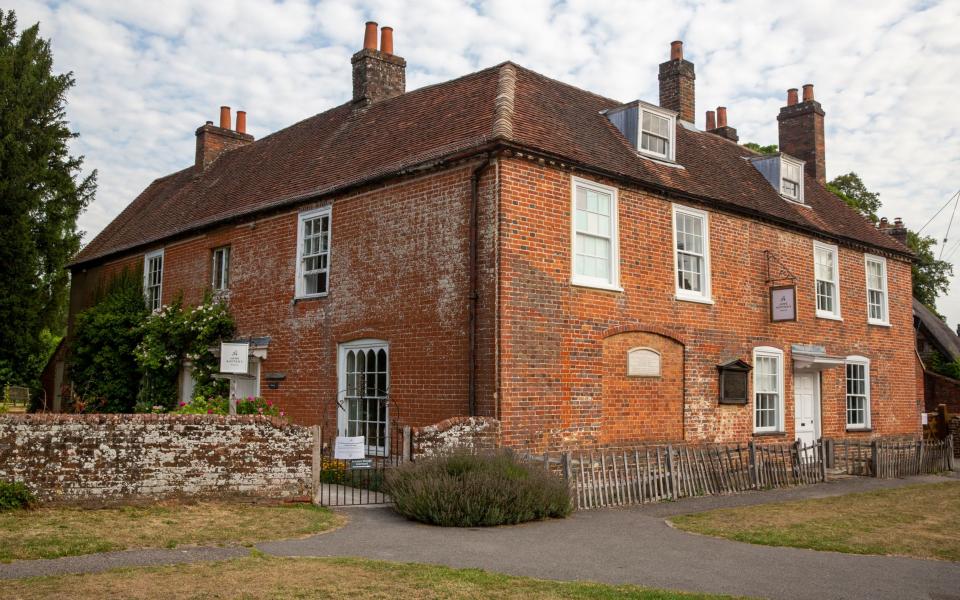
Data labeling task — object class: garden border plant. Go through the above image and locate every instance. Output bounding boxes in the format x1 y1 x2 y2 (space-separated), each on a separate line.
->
385 450 572 527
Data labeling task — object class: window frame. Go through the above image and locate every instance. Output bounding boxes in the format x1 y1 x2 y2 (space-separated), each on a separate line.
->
295 206 332 299
211 246 231 292
337 338 391 456
779 155 805 203
143 248 164 311
845 356 871 430
864 254 889 326
570 176 621 291
637 103 677 162
671 204 713 304
752 346 785 433
813 241 842 320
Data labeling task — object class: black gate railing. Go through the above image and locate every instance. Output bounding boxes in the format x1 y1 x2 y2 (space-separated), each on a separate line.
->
314 394 407 506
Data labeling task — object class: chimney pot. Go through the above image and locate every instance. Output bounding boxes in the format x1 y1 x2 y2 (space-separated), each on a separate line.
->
706 110 716 130
879 217 889 229
670 40 683 61
380 26 393 55
802 84 814 102
219 106 231 129
236 110 247 134
787 88 799 106
363 21 378 50
716 106 728 128
894 217 904 228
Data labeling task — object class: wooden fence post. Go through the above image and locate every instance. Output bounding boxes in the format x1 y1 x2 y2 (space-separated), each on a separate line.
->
402 426 412 463
819 439 827 482
870 440 879 478
747 441 758 489
947 436 955 471
311 425 322 505
666 444 676 500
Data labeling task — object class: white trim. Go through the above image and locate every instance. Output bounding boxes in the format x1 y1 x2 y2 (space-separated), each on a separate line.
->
671 204 712 303
143 248 164 311
779 155 805 203
570 176 620 291
844 355 872 429
753 346 785 433
211 246 230 291
813 241 841 319
864 254 890 326
294 206 332 299
337 339 390 456
637 103 677 162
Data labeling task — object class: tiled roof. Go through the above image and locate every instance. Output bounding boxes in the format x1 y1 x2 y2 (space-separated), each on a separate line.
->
914 298 960 362
73 62 908 266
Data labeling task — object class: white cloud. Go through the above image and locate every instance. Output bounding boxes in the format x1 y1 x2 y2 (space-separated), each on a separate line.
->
7 0 960 326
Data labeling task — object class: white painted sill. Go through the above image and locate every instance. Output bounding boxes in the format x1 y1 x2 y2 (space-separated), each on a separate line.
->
675 294 714 305
867 320 891 328
293 292 329 303
571 280 624 293
816 312 843 321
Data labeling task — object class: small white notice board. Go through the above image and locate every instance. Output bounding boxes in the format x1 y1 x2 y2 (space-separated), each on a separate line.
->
627 347 661 377
220 342 249 374
334 436 366 460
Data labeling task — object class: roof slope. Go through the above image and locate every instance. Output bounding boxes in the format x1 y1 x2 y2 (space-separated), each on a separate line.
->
74 62 907 266
914 298 960 361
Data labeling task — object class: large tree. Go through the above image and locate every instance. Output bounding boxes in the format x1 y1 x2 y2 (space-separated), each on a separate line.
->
827 172 882 223
0 10 95 387
906 230 953 313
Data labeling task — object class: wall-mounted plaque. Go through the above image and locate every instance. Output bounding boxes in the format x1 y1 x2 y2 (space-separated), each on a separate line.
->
770 285 797 322
717 359 751 405
627 347 661 377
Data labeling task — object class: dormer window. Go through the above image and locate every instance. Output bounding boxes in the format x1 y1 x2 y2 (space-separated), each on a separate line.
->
749 153 805 204
604 101 678 163
780 157 803 200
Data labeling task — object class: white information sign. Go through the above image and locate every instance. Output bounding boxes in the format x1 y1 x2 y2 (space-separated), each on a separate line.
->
627 348 661 377
334 436 366 460
921 413 928 426
219 342 250 374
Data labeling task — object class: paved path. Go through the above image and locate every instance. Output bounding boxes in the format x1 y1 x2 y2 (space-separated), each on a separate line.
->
3 474 959 600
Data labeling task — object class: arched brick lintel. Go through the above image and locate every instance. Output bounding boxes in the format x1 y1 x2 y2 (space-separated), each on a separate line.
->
602 324 687 347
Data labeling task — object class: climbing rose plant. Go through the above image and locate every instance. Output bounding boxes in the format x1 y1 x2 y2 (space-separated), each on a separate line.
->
134 295 234 412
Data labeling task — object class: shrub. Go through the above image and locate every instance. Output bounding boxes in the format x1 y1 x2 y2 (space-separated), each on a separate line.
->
0 482 37 511
385 450 572 527
174 395 283 417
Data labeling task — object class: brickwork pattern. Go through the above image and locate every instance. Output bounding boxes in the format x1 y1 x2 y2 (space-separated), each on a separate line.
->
924 370 960 414
352 48 406 105
0 414 312 504
497 157 918 451
778 101 826 183
658 59 695 123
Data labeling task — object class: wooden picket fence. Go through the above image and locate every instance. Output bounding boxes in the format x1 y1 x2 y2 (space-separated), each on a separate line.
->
531 439 825 510
829 437 954 478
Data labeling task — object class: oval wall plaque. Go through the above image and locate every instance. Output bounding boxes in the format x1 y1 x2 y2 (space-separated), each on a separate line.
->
627 347 661 377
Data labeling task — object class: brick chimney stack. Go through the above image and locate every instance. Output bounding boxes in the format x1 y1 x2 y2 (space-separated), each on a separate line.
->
778 84 826 184
352 21 406 107
707 106 739 142
195 106 254 170
889 217 908 247
658 40 695 123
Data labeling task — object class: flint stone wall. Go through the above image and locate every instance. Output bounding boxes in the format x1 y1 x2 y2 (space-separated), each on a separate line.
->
0 414 313 504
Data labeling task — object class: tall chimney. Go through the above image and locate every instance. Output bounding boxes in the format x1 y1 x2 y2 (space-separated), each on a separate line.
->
707 106 739 142
778 84 826 184
705 110 716 131
658 40 695 123
352 22 406 106
195 107 254 170
889 217 908 247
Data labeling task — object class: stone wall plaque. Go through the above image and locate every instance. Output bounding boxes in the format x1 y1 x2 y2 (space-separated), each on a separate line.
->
627 347 661 377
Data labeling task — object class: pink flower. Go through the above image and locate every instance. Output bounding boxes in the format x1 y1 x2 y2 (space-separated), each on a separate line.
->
258 407 263 414
207 409 213 414
179 402 186 407
279 411 285 417
247 396 253 401
266 401 273 407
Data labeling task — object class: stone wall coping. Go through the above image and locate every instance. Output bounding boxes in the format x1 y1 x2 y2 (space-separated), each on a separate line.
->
411 415 500 435
0 413 302 430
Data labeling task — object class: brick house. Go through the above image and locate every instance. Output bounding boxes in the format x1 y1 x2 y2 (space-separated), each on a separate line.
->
48 23 920 451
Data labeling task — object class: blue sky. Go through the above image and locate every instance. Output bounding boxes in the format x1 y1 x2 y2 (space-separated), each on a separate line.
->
10 0 960 328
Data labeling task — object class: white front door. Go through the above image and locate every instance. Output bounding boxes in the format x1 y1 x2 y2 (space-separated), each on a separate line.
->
794 371 820 447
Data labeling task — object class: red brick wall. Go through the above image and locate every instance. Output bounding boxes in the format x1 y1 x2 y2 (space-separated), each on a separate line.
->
68 163 498 430
497 157 918 450
924 370 960 414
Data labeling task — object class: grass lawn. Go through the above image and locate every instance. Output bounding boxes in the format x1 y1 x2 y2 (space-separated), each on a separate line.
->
671 481 960 561
2 554 750 599
0 501 342 562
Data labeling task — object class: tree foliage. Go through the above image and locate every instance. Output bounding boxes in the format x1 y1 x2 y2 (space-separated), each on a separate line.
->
743 142 778 155
0 11 95 388
906 230 954 313
827 172 882 223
